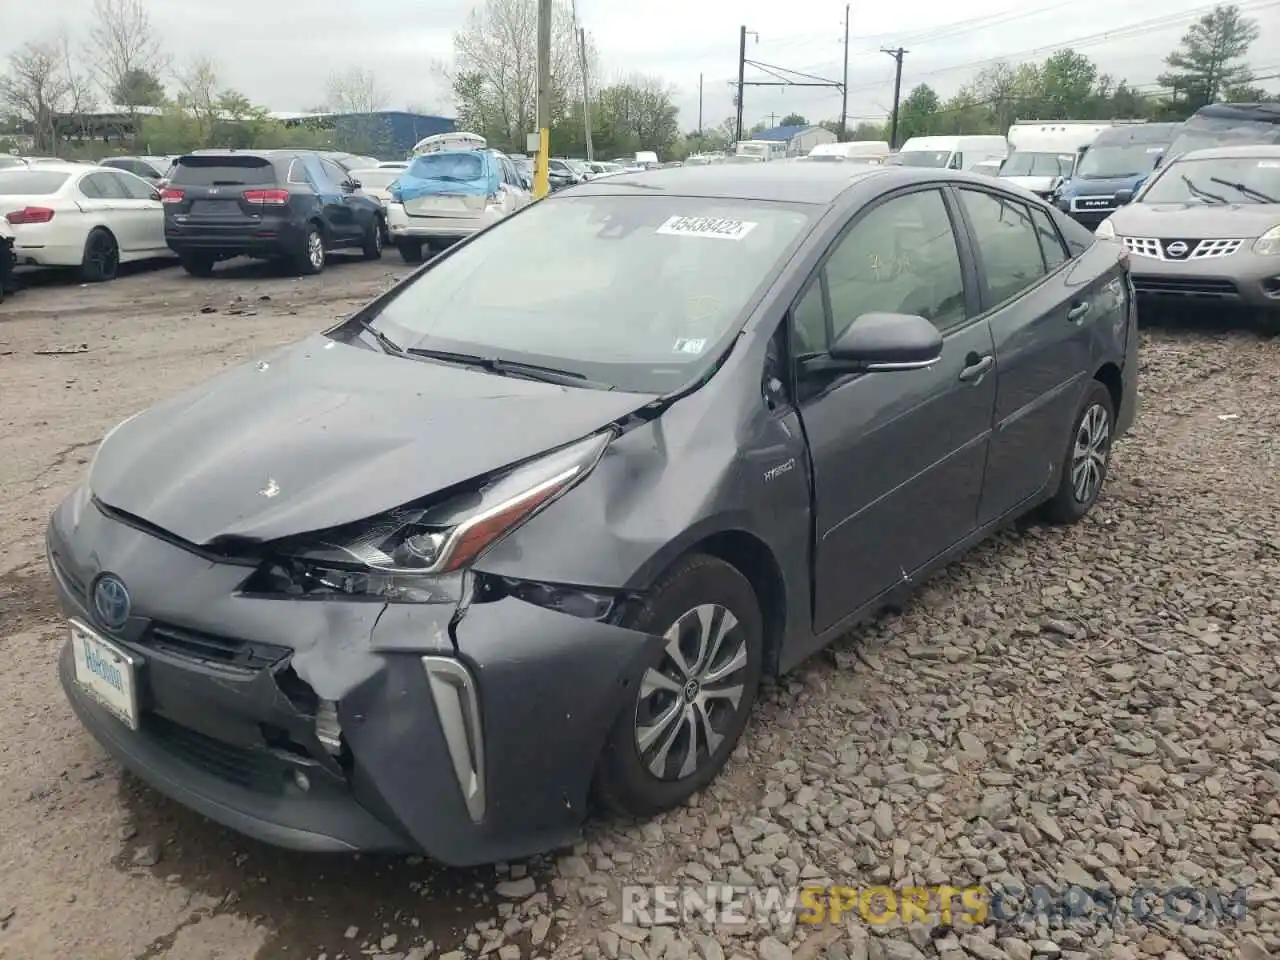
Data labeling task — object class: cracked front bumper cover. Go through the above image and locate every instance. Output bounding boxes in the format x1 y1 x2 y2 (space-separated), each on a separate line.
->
49 495 662 866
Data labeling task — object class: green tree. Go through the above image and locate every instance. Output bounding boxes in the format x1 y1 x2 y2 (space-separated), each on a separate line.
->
1039 49 1098 119
111 67 165 108
779 113 808 126
1157 4 1261 108
591 75 680 159
851 121 886 141
896 83 940 141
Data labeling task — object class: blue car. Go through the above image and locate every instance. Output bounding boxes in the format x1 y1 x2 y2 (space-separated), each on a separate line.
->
1055 123 1183 230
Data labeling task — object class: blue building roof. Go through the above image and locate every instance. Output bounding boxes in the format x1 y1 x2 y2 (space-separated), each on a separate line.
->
330 111 455 157
751 124 810 142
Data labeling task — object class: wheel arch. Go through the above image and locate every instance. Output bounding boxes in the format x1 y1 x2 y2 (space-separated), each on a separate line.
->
1094 361 1122 415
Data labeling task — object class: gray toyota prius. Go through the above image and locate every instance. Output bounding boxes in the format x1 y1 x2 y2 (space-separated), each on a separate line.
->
50 162 1138 866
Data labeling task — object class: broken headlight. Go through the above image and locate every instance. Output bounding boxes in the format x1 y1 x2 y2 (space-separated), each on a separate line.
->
249 431 612 602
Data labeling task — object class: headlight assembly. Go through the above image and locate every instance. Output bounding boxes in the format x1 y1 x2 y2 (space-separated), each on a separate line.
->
247 430 613 602
1253 225 1280 256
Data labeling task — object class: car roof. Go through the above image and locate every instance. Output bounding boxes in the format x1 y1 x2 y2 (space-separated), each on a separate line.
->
1177 143 1280 161
567 163 1011 205
2 162 90 176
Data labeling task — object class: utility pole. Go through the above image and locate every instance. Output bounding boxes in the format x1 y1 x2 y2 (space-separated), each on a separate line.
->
882 47 907 150
735 26 747 143
578 25 594 161
698 73 703 134
840 4 850 141
533 0 552 198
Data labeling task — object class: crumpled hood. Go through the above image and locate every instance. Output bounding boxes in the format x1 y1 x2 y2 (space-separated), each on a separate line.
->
89 334 657 545
1110 202 1280 239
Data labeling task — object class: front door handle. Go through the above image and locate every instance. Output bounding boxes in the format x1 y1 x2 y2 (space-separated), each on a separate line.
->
958 354 994 383
1067 301 1090 323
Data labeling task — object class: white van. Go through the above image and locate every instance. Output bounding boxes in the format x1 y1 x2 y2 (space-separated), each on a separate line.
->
804 141 891 163
412 131 487 156
634 150 660 168
897 135 1008 171
1001 121 1118 197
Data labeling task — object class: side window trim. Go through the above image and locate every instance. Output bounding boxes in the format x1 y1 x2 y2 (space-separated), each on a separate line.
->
1029 204 1072 271
948 185 1058 316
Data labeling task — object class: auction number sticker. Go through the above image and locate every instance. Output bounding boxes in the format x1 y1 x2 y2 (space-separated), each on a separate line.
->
657 216 758 240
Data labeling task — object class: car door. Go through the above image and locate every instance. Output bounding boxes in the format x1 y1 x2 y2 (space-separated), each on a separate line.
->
109 170 165 253
79 172 143 252
793 186 998 634
301 154 351 243
322 157 365 241
951 187 1095 524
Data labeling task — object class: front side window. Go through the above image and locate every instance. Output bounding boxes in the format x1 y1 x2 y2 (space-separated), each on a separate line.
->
958 189 1048 305
824 189 968 336
368 196 814 393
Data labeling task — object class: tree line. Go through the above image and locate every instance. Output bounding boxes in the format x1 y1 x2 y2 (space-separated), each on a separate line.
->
1 0 1274 162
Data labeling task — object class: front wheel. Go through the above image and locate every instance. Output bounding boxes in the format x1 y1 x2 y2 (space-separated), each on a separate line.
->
594 554 763 818
180 254 215 277
362 218 384 260
1042 380 1116 525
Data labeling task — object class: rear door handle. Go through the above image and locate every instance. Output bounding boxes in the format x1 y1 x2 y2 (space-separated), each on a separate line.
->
1067 301 1091 322
958 354 994 383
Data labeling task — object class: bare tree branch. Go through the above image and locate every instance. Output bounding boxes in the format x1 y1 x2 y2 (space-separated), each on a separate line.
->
87 0 168 111
326 67 389 114
0 40 71 153
175 54 220 135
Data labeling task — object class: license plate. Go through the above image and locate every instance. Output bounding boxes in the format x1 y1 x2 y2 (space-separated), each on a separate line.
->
70 619 139 730
407 196 463 214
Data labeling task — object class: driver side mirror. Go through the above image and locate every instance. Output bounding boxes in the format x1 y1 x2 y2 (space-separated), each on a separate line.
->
346 179 362 191
1114 188 1135 206
806 313 943 374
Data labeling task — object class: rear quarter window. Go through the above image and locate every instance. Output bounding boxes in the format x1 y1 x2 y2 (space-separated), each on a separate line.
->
170 157 278 187
1048 205 1095 257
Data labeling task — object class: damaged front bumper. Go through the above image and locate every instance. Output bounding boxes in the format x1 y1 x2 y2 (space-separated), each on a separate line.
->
48 493 660 866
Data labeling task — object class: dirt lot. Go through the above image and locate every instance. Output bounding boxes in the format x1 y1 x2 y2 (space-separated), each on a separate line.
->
1 260 1278 960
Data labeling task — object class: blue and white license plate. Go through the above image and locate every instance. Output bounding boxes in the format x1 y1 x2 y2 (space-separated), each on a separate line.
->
70 619 139 730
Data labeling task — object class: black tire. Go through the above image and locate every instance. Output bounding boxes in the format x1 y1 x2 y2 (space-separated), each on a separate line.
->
80 228 119 283
594 554 764 818
362 217 384 260
397 240 424 264
180 254 215 277
1042 379 1116 525
295 223 325 275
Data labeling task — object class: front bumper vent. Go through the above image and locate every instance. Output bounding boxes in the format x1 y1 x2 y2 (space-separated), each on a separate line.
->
422 656 486 823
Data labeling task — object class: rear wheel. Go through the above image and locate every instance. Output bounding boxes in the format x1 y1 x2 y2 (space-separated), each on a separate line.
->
397 240 424 264
362 218 384 260
1042 380 1115 525
80 228 119 283
295 224 326 275
180 254 216 277
594 554 763 818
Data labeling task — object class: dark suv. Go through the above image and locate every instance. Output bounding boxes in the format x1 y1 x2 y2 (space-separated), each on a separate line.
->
161 151 385 276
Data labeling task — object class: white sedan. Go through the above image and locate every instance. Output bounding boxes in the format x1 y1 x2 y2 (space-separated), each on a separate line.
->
0 162 172 282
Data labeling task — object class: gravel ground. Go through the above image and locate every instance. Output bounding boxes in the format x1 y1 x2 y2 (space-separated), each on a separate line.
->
0 262 1277 960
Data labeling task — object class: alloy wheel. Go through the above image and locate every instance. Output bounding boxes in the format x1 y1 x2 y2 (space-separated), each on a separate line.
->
1071 402 1110 503
89 232 118 277
308 232 324 269
633 603 749 781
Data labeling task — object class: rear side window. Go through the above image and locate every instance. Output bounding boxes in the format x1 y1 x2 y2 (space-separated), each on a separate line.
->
84 172 127 199
1029 206 1069 270
957 189 1047 305
1049 205 1096 257
0 170 69 194
170 157 277 187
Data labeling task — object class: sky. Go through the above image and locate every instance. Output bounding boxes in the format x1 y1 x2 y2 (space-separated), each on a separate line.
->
4 0 1278 133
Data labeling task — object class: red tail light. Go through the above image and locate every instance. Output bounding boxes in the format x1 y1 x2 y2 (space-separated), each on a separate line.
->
159 188 185 204
242 189 290 206
5 206 55 224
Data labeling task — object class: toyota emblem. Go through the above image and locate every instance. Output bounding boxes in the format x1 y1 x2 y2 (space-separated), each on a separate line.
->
1166 241 1189 257
92 574 131 631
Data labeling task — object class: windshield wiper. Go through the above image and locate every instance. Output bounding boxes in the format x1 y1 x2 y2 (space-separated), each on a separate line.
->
405 347 615 390
1208 176 1276 203
353 316 406 356
1181 175 1228 204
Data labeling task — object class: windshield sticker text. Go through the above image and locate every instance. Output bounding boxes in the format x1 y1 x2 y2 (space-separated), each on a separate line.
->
657 216 758 240
1146 147 1165 153
673 338 707 354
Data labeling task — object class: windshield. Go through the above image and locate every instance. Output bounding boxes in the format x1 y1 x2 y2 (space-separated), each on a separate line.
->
1075 144 1166 179
898 150 951 168
1168 116 1280 158
1140 156 1280 205
0 170 70 194
408 152 485 181
368 196 813 393
350 169 400 190
1001 152 1075 177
